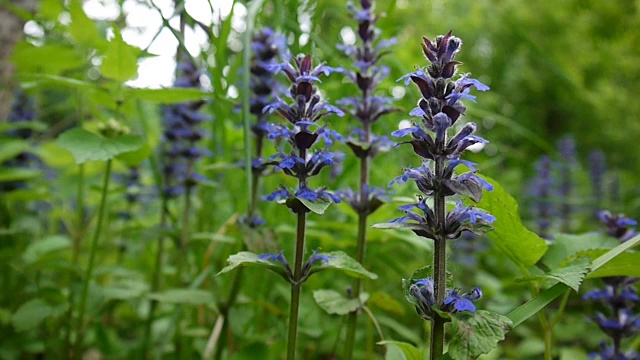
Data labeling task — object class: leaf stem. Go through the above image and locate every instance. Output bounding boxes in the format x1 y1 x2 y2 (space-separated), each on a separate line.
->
74 159 112 359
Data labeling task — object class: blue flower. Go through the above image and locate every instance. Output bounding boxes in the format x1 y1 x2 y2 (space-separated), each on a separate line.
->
410 277 481 320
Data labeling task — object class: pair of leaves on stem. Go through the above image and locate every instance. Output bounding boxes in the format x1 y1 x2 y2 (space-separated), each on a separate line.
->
215 251 377 283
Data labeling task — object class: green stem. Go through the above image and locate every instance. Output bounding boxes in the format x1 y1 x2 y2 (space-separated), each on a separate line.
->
430 156 446 360
287 210 307 360
74 159 112 359
142 197 168 358
64 162 85 357
174 183 193 359
343 139 370 359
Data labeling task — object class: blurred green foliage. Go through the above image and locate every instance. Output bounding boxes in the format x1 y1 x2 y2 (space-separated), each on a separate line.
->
1 0 639 359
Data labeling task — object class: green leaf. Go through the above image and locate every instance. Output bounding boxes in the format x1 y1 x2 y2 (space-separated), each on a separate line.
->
0 167 40 182
378 340 423 360
68 0 100 47
0 121 47 134
125 87 209 104
56 128 144 164
313 289 369 315
369 292 405 316
508 234 640 328
116 142 151 166
467 176 547 267
588 252 640 278
215 251 289 281
298 196 332 215
147 289 213 305
309 251 377 279
515 257 591 292
0 139 30 163
100 28 139 82
402 266 433 307
12 298 68 332
448 310 512 360
372 221 426 232
22 235 72 265
12 43 84 75
542 233 618 269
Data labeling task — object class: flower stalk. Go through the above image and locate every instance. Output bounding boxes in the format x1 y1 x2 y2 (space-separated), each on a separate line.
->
384 32 494 358
335 1 398 356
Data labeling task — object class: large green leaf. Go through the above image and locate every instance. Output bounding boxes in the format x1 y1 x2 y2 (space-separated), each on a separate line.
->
378 340 423 360
100 28 139 82
12 298 68 332
542 233 618 269
313 289 369 315
215 251 289 281
56 128 143 164
515 257 591 292
309 251 378 279
448 310 512 360
147 289 213 306
468 176 547 267
125 87 209 104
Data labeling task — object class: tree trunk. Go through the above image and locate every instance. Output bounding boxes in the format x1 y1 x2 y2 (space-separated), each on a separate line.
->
0 0 36 122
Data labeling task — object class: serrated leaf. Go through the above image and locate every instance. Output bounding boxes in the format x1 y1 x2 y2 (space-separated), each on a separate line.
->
378 340 423 360
309 251 377 279
313 289 368 315
515 257 591 292
12 298 68 332
448 310 512 360
100 28 139 82
543 233 618 269
22 235 72 265
125 87 209 104
56 128 143 164
215 251 289 280
466 175 547 267
298 196 332 215
147 289 213 305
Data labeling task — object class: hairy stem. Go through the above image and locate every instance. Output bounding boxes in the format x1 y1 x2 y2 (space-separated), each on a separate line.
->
430 156 446 360
75 159 112 359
